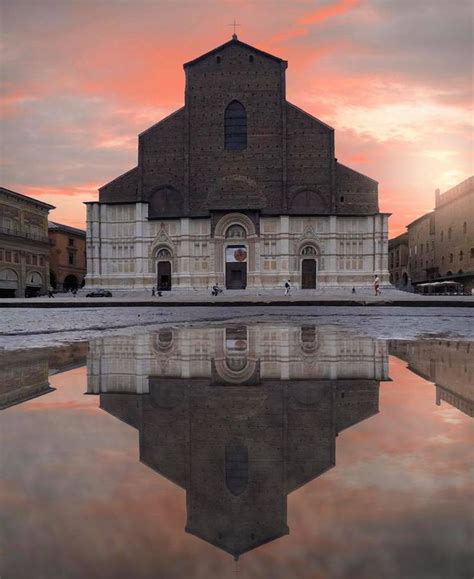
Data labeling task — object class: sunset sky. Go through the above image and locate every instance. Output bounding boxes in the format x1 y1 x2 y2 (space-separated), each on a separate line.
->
1 0 472 235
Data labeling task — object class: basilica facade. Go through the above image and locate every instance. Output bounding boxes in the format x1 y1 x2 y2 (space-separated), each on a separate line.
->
86 36 390 291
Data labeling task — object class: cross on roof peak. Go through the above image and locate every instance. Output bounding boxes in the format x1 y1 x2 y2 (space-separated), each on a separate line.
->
228 19 241 39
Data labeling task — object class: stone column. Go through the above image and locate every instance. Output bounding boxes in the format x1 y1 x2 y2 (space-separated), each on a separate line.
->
278 215 291 286
134 203 148 289
325 215 337 286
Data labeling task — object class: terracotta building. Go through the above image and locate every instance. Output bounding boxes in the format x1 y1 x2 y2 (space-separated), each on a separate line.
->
389 176 473 292
48 222 86 291
0 186 54 297
86 35 390 291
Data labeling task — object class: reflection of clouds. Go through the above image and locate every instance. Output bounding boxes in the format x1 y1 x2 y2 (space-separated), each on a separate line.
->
1 347 473 577
337 454 470 494
437 407 465 426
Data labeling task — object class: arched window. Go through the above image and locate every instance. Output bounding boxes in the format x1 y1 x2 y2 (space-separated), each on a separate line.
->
226 224 246 239
225 100 247 151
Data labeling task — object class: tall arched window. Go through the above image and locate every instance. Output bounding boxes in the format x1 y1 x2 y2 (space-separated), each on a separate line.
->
224 100 247 150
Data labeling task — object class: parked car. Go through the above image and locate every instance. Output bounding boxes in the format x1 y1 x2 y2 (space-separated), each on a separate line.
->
86 289 112 298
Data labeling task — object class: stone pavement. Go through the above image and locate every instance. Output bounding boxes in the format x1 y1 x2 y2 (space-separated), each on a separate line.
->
1 287 473 307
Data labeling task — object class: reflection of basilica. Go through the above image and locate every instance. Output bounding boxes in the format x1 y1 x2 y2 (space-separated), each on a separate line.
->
88 325 388 558
390 340 474 417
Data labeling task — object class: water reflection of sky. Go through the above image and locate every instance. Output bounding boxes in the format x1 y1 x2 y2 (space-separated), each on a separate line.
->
1 324 473 579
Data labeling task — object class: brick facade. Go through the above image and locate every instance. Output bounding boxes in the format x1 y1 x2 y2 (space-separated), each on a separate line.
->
48 222 86 291
87 36 390 291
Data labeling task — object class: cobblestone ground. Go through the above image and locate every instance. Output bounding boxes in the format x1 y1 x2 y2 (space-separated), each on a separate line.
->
1 306 473 351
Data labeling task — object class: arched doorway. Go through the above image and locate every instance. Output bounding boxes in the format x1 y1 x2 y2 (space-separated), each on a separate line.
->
63 274 78 291
225 224 247 289
0 268 19 298
300 246 318 289
25 271 43 297
156 248 172 291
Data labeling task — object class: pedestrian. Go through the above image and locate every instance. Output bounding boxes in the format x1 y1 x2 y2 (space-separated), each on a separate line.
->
373 274 381 296
284 279 292 296
151 286 156 297
352 287 356 294
48 286 55 298
72 288 77 297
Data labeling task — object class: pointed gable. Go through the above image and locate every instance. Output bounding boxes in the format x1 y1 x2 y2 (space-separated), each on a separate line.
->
183 36 287 69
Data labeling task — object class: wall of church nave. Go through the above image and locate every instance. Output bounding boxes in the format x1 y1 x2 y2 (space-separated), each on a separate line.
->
85 206 390 290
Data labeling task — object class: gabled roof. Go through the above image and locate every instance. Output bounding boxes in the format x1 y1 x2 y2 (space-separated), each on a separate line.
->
183 35 287 68
48 221 86 237
336 161 379 185
0 186 55 210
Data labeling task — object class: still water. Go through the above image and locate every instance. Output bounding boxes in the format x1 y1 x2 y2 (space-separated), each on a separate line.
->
1 323 473 579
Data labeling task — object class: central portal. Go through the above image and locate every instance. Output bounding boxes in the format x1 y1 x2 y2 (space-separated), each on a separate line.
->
225 245 247 289
157 261 172 291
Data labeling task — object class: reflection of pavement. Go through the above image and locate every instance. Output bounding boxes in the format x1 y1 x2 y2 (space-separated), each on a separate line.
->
1 307 474 353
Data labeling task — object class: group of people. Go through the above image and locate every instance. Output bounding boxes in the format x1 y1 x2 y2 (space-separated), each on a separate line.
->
150 275 382 297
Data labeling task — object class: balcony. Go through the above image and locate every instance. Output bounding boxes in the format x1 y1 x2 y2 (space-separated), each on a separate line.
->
0 226 49 244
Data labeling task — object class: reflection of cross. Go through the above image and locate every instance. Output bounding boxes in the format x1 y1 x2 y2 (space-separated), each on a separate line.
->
228 19 241 38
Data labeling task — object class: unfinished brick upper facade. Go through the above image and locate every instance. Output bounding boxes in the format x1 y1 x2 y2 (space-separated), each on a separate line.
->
99 38 378 217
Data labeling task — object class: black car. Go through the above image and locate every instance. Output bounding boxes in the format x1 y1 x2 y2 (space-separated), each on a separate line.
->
86 289 112 298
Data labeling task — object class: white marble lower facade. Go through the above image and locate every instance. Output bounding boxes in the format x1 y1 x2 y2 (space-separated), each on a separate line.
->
86 202 390 290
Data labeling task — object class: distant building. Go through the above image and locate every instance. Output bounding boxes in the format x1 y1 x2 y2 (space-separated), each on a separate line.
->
48 222 86 291
388 232 409 288
0 186 54 297
407 211 436 285
86 35 389 292
389 176 474 292
434 177 473 287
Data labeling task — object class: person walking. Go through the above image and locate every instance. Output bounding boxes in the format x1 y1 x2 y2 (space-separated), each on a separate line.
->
151 286 156 297
47 286 55 298
373 275 381 296
284 279 292 296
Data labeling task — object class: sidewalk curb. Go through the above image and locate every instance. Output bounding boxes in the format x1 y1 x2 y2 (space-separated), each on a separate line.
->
1 299 473 308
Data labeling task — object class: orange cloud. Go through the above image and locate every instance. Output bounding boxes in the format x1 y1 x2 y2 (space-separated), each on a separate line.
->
299 0 362 25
